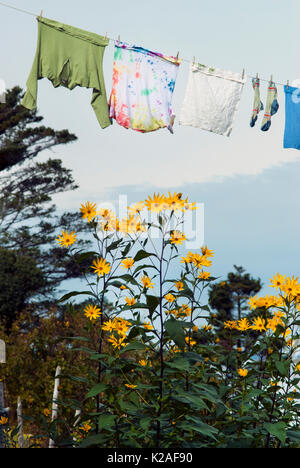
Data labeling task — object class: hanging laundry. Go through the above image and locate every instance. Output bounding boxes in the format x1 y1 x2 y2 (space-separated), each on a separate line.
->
283 85 300 150
22 17 111 129
261 81 279 131
250 77 263 127
179 63 246 137
109 42 181 133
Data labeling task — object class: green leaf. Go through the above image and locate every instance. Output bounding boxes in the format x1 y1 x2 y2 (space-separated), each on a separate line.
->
164 318 186 348
134 250 155 262
264 422 286 444
86 384 108 398
120 342 146 353
98 414 116 431
140 417 152 432
78 434 104 448
165 358 190 371
57 290 96 303
180 417 218 440
275 360 290 377
106 239 122 254
287 430 300 443
146 295 160 314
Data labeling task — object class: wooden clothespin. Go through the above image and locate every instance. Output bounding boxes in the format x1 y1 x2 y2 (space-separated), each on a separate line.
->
39 10 43 20
192 56 195 65
104 32 108 40
176 51 180 60
270 74 273 83
242 68 245 80
117 35 120 45
287 79 290 89
256 72 259 79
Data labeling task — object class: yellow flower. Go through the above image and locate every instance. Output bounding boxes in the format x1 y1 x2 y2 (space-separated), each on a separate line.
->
220 281 226 287
128 201 145 216
198 270 211 280
107 335 126 349
170 231 186 245
0 416 8 425
280 329 291 340
164 192 184 211
102 319 115 333
91 257 111 276
174 281 184 291
181 252 194 264
193 325 199 332
178 304 192 317
236 318 251 331
201 324 212 331
201 245 214 258
125 384 137 389
185 336 196 346
295 363 300 372
237 368 248 377
139 359 149 366
269 273 286 290
98 208 114 220
56 230 77 248
251 317 266 332
125 297 136 306
268 348 274 355
192 254 212 269
79 422 92 432
43 408 51 417
80 201 97 222
144 193 166 213
224 320 238 330
164 293 176 303
141 275 154 289
143 321 154 331
120 285 127 290
237 347 243 352
121 257 135 269
84 304 101 321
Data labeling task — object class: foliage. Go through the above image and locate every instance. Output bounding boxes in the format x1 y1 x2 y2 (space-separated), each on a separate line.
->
1 194 300 448
0 87 93 329
7 193 297 449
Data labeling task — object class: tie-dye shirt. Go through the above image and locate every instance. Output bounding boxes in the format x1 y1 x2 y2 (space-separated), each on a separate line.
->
109 42 181 133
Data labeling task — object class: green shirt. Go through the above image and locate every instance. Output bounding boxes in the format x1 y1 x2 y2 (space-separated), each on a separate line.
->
22 17 111 129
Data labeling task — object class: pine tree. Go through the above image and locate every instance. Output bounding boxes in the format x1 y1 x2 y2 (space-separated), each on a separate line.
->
0 87 92 329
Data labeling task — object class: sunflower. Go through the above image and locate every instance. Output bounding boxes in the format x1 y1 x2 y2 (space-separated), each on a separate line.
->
84 304 101 321
56 230 77 248
170 231 186 245
91 257 111 276
121 257 135 269
144 193 166 213
80 201 97 222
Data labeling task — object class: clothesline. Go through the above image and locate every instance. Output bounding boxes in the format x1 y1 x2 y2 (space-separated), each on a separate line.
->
0 0 290 88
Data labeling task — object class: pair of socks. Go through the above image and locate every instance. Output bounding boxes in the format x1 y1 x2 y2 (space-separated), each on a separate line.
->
250 78 279 131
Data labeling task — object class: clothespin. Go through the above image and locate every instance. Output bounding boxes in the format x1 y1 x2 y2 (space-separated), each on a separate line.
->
287 80 290 89
117 35 120 45
104 32 108 40
176 51 180 60
39 10 43 20
256 73 259 79
192 56 195 65
242 68 245 80
270 74 273 83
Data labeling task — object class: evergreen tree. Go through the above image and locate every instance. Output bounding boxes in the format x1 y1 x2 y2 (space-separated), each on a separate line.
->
0 87 92 329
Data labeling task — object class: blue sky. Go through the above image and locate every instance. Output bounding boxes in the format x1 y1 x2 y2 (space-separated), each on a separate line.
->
1 0 300 298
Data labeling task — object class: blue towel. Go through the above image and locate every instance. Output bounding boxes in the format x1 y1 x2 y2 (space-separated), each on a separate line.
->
284 85 300 150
